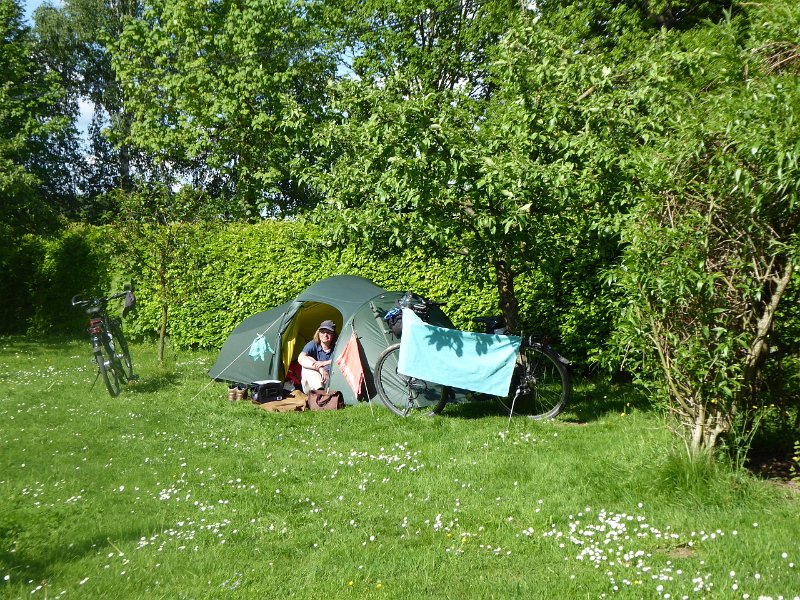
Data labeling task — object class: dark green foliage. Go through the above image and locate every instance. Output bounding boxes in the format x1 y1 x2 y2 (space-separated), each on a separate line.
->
0 225 111 335
1 0 75 234
0 232 46 334
31 227 113 334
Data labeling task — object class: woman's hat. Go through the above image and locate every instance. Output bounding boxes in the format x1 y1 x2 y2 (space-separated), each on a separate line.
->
319 320 336 332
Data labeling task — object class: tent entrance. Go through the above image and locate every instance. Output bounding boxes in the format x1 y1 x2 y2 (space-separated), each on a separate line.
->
280 302 343 378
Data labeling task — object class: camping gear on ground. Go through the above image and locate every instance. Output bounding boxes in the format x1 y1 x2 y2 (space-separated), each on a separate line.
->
250 380 284 404
307 389 344 410
227 385 248 402
208 276 456 406
257 391 307 412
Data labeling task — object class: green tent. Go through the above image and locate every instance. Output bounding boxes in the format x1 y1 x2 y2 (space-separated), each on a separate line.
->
208 275 454 405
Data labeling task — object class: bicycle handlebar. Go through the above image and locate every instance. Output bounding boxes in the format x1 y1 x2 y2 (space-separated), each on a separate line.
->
71 294 93 307
397 291 445 308
71 289 132 308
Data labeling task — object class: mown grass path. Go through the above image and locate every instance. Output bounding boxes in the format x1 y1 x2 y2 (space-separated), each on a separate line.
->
1 337 798 599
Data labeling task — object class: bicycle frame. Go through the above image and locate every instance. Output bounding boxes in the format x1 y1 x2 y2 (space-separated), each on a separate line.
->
375 301 570 419
87 313 110 353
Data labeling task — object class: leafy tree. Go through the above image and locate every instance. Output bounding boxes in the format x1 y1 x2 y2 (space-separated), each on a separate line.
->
32 0 145 211
113 0 335 219
609 2 800 456
304 3 627 336
112 184 225 363
322 0 515 97
1 0 75 233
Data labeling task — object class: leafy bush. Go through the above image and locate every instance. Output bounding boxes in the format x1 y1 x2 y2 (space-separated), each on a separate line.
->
121 222 503 350
606 14 800 457
31 226 114 334
0 228 45 334
0 225 112 335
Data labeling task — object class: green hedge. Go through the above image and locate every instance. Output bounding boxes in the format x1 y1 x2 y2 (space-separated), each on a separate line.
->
0 221 622 369
125 221 501 349
3 221 797 379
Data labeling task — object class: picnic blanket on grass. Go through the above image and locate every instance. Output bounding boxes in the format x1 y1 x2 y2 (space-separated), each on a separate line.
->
397 309 521 396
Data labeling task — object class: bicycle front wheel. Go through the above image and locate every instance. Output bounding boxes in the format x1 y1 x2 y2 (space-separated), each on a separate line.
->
498 344 570 419
374 344 450 417
95 347 120 397
108 320 134 380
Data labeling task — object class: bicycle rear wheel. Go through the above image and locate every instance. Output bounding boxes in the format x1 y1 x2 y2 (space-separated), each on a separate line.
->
95 347 120 397
498 344 570 419
374 344 450 417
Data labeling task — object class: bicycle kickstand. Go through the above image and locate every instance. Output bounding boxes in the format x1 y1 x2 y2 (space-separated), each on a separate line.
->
90 368 101 391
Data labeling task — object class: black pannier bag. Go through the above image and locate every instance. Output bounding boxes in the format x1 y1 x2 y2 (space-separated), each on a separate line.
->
385 308 404 337
383 292 431 338
250 380 284 404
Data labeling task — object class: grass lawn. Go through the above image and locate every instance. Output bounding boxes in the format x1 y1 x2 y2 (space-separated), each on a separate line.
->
1 336 798 599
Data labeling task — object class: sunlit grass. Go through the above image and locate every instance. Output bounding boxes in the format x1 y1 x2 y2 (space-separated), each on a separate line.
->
1 336 798 599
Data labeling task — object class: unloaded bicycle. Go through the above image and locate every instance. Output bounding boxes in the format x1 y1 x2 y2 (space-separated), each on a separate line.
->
374 293 571 418
72 286 137 397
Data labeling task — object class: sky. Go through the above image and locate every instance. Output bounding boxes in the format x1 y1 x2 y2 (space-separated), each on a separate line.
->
23 0 54 23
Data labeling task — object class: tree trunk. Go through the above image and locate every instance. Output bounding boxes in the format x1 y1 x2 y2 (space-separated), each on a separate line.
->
158 257 167 365
688 401 729 458
158 302 167 365
119 141 131 192
741 260 794 392
494 258 520 333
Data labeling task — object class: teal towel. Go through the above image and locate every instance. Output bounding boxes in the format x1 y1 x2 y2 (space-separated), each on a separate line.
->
397 309 521 396
248 335 274 361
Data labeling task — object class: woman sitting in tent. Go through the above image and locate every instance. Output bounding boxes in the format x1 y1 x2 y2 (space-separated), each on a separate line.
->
297 320 337 392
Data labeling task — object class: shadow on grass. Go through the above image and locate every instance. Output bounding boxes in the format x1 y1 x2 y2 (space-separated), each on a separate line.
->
125 371 183 394
0 529 103 589
745 417 800 483
440 398 509 419
563 376 653 423
0 334 86 352
437 376 653 423
0 511 176 588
